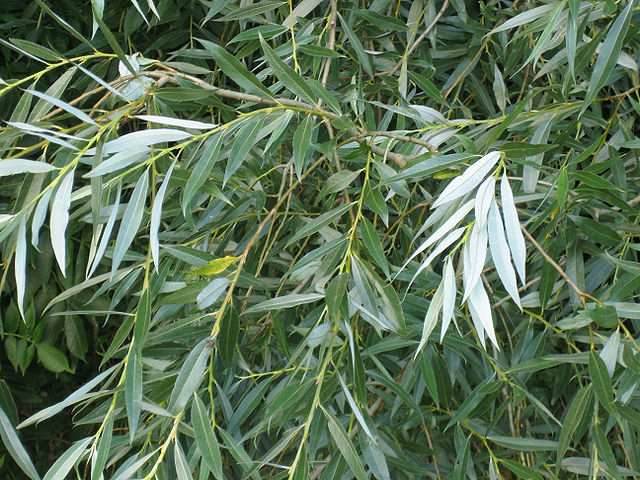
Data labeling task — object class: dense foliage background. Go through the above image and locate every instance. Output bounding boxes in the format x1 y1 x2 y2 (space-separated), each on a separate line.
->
1 0 640 478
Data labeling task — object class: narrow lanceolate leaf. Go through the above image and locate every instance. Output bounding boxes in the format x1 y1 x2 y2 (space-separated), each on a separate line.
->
487 199 521 309
360 217 389 278
168 336 213 413
50 169 74 277
197 279 230 309
125 350 142 442
219 1 285 21
557 387 592 469
500 174 526 284
218 302 239 368
83 146 150 178
581 0 634 114
87 184 121 278
43 437 91 480
318 169 361 200
293 114 314 179
136 114 217 130
441 257 456 341
415 280 444 359
111 170 148 275
260 35 317 106
467 280 498 349
285 202 354 247
337 375 376 442
225 116 263 185
462 220 488 302
15 219 27 320
174 442 191 480
589 351 614 407
337 12 373 77
183 133 224 214
91 411 113 480
398 199 474 276
150 159 176 271
192 395 223 479
25 89 96 125
474 176 495 229
492 64 507 112
0 159 57 176
198 39 274 100
85 129 191 156
31 188 53 248
18 364 119 428
408 227 466 290
244 293 325 314
0 408 41 480
488 3 556 34
187 256 239 275
433 151 500 208
324 409 367 480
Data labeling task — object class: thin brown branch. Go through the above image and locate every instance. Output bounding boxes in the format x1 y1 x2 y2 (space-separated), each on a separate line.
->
143 69 413 167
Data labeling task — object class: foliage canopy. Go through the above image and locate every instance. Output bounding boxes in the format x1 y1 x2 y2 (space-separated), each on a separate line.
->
1 0 640 478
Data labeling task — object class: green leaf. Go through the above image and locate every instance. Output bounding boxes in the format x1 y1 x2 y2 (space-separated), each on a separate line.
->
43 437 91 480
225 116 263 184
91 412 113 480
298 44 344 57
500 141 556 158
585 306 618 328
186 256 239 275
198 39 275 99
218 1 284 21
50 170 74 277
589 350 614 407
557 386 593 469
111 170 148 274
25 89 96 125
168 336 213 413
337 12 373 77
15 219 27 320
324 409 367 480
570 215 620 247
36 343 71 373
293 114 314 179
500 459 543 480
325 274 348 322
0 159 57 176
150 158 176 271
7 38 60 62
359 217 389 278
19 365 119 428
318 170 361 201
125 350 142 442
192 395 223 479
218 302 239 368
0 408 41 480
593 424 623 480
260 35 317 105
581 0 634 114
244 293 324 314
285 202 354 247
487 435 558 451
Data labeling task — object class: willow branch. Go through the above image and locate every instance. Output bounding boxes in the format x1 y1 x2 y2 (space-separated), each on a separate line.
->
143 69 415 167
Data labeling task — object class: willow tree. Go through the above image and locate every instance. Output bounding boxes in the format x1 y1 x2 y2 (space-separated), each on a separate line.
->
1 0 639 479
